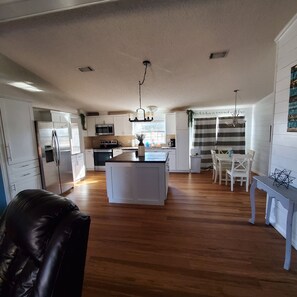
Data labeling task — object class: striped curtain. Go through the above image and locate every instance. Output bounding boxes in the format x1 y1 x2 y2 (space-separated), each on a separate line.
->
217 117 245 153
192 117 217 169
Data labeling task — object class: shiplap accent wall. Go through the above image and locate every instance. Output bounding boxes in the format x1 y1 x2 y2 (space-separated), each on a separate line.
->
270 14 297 248
251 94 274 176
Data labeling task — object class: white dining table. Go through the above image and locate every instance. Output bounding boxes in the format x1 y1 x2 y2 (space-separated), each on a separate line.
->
215 154 232 184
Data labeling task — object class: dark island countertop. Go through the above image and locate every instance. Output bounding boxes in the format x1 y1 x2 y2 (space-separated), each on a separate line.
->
106 152 168 163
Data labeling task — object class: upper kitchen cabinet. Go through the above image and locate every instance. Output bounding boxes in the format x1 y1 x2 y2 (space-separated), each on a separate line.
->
114 115 132 136
166 113 176 135
0 98 38 164
51 111 70 123
96 115 114 125
86 116 96 136
176 111 188 129
86 115 114 136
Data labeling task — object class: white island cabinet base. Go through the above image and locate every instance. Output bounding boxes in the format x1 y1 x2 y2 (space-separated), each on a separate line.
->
106 154 168 205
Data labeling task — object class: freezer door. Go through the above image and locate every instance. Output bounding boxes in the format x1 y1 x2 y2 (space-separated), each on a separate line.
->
36 121 61 194
54 122 73 193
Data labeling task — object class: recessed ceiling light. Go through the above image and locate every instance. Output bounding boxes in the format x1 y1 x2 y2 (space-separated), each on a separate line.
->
7 81 43 92
209 50 229 59
78 66 94 72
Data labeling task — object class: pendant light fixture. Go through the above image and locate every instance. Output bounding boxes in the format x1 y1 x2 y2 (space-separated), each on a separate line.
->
129 60 154 122
231 89 240 127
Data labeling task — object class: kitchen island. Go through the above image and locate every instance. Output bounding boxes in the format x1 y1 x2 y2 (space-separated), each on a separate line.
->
105 152 169 205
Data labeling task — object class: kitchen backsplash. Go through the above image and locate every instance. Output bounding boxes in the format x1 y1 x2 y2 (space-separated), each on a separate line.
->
84 135 176 149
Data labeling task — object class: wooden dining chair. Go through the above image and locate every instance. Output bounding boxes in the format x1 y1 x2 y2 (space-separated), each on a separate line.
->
225 154 250 192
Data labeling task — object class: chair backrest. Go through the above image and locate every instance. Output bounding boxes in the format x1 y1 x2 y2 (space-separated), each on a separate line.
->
231 154 250 174
247 149 255 160
0 189 90 297
216 146 232 154
210 149 217 166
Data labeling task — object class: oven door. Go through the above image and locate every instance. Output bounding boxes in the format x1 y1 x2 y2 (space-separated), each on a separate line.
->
94 149 113 171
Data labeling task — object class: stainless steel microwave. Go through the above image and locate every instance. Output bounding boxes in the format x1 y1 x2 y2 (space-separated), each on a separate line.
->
95 124 114 135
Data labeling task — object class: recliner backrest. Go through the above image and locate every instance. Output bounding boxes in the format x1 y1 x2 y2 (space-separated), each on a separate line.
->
0 189 90 297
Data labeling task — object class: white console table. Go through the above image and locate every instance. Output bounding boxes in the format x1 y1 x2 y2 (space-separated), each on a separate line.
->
250 176 297 270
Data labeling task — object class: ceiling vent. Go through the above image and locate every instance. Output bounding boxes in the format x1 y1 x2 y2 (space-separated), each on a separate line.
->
78 66 94 72
209 51 229 59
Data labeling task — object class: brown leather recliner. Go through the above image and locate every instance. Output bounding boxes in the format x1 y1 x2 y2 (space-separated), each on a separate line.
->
0 189 90 297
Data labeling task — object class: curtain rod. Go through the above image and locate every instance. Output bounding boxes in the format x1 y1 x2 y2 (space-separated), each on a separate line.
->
193 110 245 116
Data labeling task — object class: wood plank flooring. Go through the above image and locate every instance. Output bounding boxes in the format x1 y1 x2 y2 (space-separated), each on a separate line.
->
67 171 297 297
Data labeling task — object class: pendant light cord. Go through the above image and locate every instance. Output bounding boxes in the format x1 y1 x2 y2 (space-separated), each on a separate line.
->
129 60 153 122
138 62 149 109
234 89 239 116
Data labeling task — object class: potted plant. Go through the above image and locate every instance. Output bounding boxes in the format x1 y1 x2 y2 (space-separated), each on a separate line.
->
136 134 145 157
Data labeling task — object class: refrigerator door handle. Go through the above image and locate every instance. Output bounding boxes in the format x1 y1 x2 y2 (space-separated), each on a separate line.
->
52 130 58 166
55 131 61 167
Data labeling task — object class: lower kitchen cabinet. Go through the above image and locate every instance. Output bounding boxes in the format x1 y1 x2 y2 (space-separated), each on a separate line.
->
106 157 168 205
168 150 176 171
8 159 41 199
10 175 42 199
146 148 176 172
72 153 86 182
85 149 94 171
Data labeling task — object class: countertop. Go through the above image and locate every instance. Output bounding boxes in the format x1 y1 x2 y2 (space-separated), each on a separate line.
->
85 147 176 151
120 146 175 150
106 152 168 163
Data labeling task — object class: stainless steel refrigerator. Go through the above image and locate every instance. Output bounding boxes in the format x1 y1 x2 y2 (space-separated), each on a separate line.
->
35 121 73 195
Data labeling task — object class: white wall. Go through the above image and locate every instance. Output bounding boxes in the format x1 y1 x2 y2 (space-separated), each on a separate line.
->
251 93 274 175
0 53 77 113
270 14 297 248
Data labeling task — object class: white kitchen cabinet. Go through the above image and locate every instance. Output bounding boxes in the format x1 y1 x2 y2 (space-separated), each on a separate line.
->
8 159 41 198
0 99 38 164
96 115 114 125
72 153 86 182
70 116 82 155
166 113 176 135
168 150 176 171
146 148 176 172
176 129 190 171
85 149 94 171
86 116 96 136
114 115 132 135
10 174 42 199
106 160 168 205
176 111 188 130
51 111 70 123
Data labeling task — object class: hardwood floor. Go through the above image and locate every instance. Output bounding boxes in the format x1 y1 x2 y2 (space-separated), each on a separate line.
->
67 171 297 297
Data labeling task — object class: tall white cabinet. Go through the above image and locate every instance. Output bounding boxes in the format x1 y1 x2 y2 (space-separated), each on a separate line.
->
175 112 190 171
0 98 41 201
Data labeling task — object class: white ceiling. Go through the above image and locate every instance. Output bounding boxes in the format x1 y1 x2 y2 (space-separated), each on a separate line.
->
0 0 297 113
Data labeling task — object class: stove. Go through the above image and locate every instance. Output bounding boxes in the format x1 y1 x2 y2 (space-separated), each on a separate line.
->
93 140 119 171
97 140 119 150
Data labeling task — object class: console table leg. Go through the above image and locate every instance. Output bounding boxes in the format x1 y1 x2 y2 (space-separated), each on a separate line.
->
266 195 273 225
284 202 294 270
249 179 257 224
